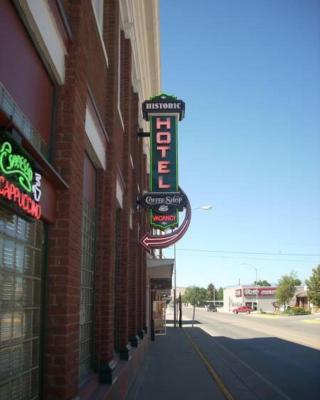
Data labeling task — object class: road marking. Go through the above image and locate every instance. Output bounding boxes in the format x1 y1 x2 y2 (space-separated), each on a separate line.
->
184 329 235 400
190 325 292 400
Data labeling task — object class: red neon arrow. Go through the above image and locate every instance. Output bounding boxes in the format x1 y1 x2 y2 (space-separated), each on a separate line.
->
140 188 192 250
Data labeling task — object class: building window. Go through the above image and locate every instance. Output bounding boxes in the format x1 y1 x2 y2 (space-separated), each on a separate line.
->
92 0 104 33
79 155 97 382
117 30 125 130
114 208 122 352
0 209 44 400
90 0 108 67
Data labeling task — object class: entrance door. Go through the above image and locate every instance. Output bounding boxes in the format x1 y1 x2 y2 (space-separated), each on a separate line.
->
0 208 44 400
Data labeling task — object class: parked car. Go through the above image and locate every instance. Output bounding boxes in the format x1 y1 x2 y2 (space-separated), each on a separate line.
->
233 306 252 314
205 303 217 312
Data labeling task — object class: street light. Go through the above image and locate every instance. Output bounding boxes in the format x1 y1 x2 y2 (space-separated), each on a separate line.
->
193 205 213 211
241 263 258 312
173 204 213 327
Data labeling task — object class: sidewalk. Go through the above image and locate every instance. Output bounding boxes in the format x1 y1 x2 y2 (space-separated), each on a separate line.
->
125 308 226 400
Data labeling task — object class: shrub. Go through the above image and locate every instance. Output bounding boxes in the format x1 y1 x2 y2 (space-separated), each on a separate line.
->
284 307 311 316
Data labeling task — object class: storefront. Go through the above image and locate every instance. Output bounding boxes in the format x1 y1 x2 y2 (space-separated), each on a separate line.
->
0 2 66 398
147 258 174 336
222 285 278 313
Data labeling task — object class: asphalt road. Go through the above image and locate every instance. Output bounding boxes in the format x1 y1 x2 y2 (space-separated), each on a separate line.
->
182 307 320 400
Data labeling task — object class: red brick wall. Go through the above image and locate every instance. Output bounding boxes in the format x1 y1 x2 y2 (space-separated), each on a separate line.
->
94 0 119 370
43 0 149 397
45 0 89 398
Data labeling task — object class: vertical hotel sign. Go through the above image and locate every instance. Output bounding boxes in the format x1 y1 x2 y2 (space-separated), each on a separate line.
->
143 94 185 230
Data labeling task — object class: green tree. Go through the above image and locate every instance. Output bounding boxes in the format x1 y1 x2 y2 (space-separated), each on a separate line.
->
207 283 215 300
254 280 271 287
306 265 320 307
182 286 207 307
216 287 224 301
276 271 301 307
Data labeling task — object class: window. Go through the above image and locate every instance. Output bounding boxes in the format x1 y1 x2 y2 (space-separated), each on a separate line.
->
92 0 104 33
0 209 44 400
91 0 108 67
114 208 122 351
79 155 97 382
117 30 125 130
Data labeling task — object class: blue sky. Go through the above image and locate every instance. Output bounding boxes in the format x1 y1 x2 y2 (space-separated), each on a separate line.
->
159 0 320 288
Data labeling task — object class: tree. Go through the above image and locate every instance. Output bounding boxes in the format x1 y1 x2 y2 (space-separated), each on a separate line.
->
306 265 320 307
216 287 224 301
254 280 271 287
182 286 207 307
276 271 301 307
207 283 215 300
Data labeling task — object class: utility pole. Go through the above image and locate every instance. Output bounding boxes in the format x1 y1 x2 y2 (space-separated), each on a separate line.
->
179 293 182 327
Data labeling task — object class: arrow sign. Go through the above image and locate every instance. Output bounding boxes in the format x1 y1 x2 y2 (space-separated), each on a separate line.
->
140 187 191 250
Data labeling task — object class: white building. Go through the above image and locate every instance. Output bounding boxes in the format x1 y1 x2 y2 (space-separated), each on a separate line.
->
222 284 308 313
222 285 278 313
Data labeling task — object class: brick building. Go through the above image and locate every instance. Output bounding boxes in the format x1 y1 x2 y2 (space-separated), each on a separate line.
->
0 1 161 399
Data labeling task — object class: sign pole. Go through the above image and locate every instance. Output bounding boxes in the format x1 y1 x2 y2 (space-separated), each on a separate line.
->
173 244 177 327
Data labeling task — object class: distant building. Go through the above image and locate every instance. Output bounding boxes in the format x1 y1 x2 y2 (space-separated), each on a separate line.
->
223 284 278 313
223 284 308 313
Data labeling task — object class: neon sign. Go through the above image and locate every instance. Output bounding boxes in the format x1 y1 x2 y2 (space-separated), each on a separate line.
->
143 94 185 230
0 141 34 192
0 135 42 220
0 176 41 219
152 116 177 191
140 94 191 248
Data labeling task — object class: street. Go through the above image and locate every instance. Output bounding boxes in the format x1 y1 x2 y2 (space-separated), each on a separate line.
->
182 307 320 400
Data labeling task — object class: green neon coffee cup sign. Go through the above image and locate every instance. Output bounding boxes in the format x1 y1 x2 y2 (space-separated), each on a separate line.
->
143 94 185 230
0 141 34 192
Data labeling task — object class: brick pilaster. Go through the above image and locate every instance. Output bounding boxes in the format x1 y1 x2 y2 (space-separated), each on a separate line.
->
44 1 88 398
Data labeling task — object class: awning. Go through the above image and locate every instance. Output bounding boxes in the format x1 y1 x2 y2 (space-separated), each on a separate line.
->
147 258 174 290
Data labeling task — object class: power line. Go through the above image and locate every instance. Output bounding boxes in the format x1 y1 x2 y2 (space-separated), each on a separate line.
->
175 248 320 257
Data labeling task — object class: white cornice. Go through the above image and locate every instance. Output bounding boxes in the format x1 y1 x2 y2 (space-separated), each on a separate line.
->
119 0 161 102
119 0 160 163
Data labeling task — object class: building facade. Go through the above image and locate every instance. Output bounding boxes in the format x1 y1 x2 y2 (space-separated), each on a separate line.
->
0 1 160 399
222 285 278 313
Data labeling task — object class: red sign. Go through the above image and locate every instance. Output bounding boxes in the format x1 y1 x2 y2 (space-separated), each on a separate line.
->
152 214 177 223
243 287 276 297
0 175 41 219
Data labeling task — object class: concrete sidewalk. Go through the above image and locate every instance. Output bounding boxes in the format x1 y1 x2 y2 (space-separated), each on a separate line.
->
125 308 226 400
